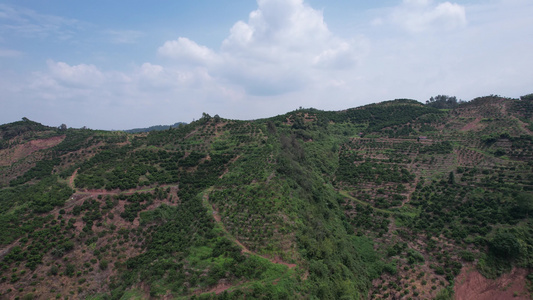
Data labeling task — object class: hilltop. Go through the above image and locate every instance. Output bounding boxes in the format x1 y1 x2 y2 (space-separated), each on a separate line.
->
0 94 532 299
123 122 188 134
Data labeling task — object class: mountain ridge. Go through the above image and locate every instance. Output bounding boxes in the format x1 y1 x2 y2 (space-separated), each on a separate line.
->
123 122 188 134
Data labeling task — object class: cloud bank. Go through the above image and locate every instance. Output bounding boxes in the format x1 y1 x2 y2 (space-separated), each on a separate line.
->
390 0 467 32
1 0 532 130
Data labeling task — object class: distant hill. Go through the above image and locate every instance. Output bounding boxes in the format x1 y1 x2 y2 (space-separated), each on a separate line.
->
0 95 532 299
124 122 187 133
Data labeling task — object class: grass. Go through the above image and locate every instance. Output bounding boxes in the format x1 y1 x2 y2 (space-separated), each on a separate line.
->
186 246 213 266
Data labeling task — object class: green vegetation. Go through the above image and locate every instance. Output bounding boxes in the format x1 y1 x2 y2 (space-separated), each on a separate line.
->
425 95 464 109
124 122 187 134
0 96 532 299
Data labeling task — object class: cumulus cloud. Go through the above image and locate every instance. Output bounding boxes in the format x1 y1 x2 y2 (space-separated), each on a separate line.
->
313 42 359 69
33 60 218 100
388 0 467 33
28 61 109 104
222 0 330 53
46 60 105 88
134 62 213 91
159 0 362 95
158 37 219 65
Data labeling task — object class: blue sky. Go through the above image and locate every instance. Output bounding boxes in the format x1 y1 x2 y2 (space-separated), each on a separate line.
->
1 0 532 130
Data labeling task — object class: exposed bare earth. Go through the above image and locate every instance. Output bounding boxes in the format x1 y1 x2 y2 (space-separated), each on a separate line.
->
68 168 78 188
194 279 247 296
0 173 182 299
460 117 483 132
455 265 531 300
0 135 65 166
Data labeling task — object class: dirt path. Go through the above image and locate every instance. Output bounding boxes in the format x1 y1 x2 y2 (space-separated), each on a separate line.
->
339 190 414 217
218 155 241 179
194 280 245 296
184 127 201 139
193 189 298 295
69 168 78 189
204 190 297 269
0 242 18 260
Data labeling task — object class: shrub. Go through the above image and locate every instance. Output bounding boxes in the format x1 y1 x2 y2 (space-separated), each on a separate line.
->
459 250 475 262
99 260 108 270
65 264 75 277
489 231 520 259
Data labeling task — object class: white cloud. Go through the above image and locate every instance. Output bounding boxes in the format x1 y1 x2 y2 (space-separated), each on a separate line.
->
134 62 212 91
20 58 237 129
313 41 360 69
159 0 361 96
33 60 219 100
2 0 532 130
389 0 467 33
359 0 533 104
158 37 219 66
222 0 330 52
46 60 105 88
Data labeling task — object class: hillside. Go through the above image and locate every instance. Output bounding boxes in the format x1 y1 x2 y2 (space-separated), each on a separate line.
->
124 122 188 134
0 95 532 300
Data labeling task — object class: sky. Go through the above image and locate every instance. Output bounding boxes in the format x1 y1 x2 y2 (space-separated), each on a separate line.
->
0 0 532 130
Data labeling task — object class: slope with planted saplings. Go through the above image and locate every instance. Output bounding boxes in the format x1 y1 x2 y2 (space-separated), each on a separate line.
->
0 94 532 299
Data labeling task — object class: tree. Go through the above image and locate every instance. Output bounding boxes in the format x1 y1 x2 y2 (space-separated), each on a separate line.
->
448 171 455 185
516 193 533 218
520 93 533 101
489 231 520 259
65 263 75 276
426 95 463 109
59 124 67 131
266 121 277 134
99 260 109 270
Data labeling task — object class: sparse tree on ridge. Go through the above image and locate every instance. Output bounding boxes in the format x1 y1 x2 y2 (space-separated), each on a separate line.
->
426 95 463 109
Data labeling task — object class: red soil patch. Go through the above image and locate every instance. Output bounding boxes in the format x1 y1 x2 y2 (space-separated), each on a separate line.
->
69 168 78 189
195 279 240 295
455 265 531 300
460 117 482 132
271 256 297 269
0 135 65 166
